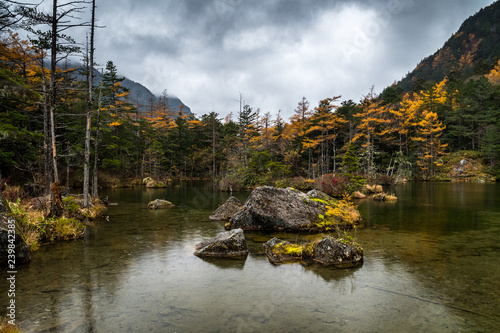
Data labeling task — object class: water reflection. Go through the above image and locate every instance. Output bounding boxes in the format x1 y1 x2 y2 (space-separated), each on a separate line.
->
0 182 499 332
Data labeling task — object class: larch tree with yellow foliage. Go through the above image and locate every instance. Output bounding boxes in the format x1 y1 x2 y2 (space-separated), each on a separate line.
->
303 96 345 176
353 89 392 176
415 111 448 179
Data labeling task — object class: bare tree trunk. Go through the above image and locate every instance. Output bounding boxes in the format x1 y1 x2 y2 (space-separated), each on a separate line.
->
50 0 59 183
83 0 96 207
92 81 102 199
212 119 216 179
41 58 53 194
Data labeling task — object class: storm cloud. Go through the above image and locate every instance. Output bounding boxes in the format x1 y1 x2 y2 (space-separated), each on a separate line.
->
70 0 496 118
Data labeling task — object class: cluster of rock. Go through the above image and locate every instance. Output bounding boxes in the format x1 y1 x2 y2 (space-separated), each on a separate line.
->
449 159 496 183
262 237 363 268
0 192 31 266
195 186 364 269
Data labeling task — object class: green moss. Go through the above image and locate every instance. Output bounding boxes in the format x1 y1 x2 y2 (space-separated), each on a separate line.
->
309 197 330 206
62 196 80 214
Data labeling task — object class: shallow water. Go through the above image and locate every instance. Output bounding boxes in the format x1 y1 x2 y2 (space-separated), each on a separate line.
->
1 181 500 332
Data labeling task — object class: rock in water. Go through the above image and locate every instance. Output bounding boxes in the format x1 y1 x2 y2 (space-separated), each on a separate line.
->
313 236 363 268
228 186 325 231
194 228 248 257
147 199 174 209
353 191 366 199
0 193 31 266
209 196 243 221
263 236 363 268
262 237 301 264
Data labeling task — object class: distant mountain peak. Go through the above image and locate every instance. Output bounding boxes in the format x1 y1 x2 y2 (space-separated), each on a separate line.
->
74 63 192 116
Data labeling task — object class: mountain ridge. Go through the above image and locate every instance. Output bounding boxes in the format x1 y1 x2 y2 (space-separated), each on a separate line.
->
391 0 500 93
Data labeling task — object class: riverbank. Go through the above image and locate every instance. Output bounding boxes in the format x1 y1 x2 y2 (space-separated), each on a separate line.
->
2 186 106 252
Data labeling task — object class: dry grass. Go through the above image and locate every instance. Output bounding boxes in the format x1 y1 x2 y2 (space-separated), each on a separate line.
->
5 189 106 251
0 317 20 333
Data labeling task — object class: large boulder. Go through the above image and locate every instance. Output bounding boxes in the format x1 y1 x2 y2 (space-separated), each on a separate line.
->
263 236 363 268
228 186 362 231
209 196 243 221
0 193 31 266
228 186 326 231
194 228 248 257
148 199 174 209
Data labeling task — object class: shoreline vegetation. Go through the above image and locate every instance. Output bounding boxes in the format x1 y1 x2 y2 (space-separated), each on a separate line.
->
2 184 106 252
2 152 495 253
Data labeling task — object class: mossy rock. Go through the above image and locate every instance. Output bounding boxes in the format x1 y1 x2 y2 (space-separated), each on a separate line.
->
148 199 174 209
263 236 363 268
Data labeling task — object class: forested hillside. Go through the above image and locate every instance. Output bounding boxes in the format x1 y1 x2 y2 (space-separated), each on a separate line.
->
395 0 500 92
1 0 500 198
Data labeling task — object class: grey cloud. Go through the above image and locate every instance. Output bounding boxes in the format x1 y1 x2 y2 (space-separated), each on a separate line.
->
82 0 498 117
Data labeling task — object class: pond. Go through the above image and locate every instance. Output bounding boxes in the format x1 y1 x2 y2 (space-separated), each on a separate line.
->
1 181 500 332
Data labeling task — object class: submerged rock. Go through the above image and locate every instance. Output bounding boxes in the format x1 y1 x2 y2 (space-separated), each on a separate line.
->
209 196 243 221
263 236 363 268
0 193 31 266
194 228 248 257
147 199 174 209
228 186 326 231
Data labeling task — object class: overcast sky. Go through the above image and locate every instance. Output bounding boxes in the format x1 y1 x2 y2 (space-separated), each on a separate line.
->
35 0 498 118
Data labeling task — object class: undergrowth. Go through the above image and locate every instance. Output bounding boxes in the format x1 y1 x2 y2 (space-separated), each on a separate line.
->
5 188 106 251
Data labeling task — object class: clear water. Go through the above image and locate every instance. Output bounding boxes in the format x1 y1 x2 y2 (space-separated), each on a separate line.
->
1 181 500 332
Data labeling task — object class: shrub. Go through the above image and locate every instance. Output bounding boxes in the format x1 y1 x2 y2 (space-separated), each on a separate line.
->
313 195 361 231
53 217 85 240
2 186 25 203
314 174 350 197
62 196 80 215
